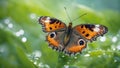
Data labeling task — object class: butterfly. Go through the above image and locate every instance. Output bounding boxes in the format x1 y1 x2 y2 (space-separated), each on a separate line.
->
38 16 108 55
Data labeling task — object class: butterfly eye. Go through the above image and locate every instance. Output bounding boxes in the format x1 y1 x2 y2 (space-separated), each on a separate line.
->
49 32 56 38
78 39 85 45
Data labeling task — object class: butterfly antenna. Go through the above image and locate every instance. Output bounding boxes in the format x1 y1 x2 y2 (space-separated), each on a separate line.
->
72 13 87 22
64 7 72 23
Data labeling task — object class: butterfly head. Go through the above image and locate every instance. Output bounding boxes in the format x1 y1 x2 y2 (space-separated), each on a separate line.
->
68 22 72 28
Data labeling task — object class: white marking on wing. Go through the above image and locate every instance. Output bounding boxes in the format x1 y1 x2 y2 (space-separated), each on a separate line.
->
45 17 50 22
93 25 100 32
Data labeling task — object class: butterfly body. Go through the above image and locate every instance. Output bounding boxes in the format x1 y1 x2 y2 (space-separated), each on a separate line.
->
63 23 72 46
39 16 108 55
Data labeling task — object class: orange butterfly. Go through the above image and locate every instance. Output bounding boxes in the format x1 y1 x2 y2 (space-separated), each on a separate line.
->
38 16 108 55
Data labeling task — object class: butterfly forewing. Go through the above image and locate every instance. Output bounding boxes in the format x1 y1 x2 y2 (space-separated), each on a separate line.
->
39 16 67 32
73 24 108 42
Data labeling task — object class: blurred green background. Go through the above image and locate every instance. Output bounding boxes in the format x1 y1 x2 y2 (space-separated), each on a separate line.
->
0 0 120 68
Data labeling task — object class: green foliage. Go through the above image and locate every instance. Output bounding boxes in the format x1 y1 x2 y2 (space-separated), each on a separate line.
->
0 0 120 68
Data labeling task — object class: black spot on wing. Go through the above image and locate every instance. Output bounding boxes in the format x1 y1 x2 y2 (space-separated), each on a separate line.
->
49 27 52 30
59 22 61 25
85 34 89 37
81 25 83 28
82 31 85 34
84 24 95 32
50 19 57 24
56 21 59 24
55 26 57 28
79 40 84 45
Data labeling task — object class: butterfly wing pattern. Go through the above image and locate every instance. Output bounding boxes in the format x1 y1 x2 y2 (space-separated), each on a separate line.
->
73 24 108 42
39 16 67 51
63 31 87 55
39 16 108 56
39 16 66 32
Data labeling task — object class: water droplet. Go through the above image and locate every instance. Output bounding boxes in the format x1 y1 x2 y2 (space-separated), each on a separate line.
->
4 18 10 24
19 29 24 35
21 37 27 42
38 62 44 67
88 51 91 53
114 59 117 62
8 23 13 28
44 64 50 68
64 65 69 68
30 13 36 19
30 59 33 62
0 45 8 57
84 54 90 57
100 36 106 42
74 57 77 59
34 61 37 65
15 29 25 37
15 32 21 37
111 45 116 51
116 45 120 50
112 36 117 43
33 50 42 59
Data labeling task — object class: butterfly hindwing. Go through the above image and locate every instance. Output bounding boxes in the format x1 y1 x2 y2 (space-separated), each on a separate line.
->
63 31 87 55
46 31 66 51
